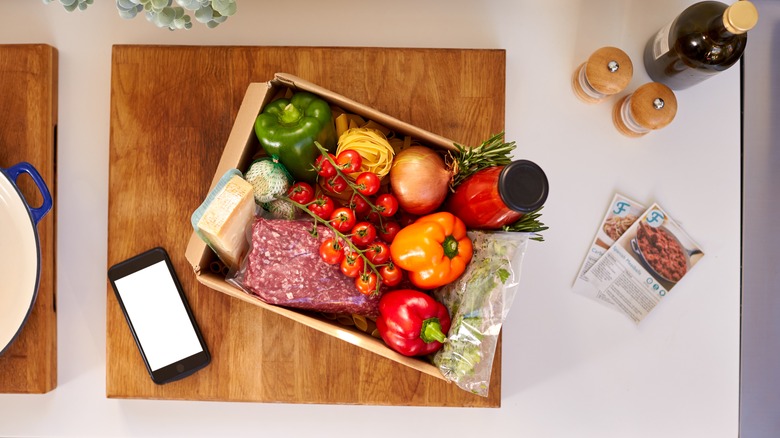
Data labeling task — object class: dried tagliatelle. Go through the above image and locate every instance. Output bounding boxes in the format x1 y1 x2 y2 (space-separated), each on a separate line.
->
336 127 395 179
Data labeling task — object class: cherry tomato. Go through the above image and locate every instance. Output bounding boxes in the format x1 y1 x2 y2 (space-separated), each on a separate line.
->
350 222 377 248
377 221 401 243
355 172 380 196
308 195 334 219
396 210 418 227
315 154 337 178
365 210 381 224
287 182 315 204
365 241 390 265
350 195 371 217
340 254 364 278
329 207 356 233
375 193 399 217
379 264 403 287
323 175 348 194
319 238 344 265
336 150 362 174
355 271 378 295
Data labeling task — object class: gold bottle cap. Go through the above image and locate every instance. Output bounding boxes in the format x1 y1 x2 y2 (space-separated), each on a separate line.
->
724 1 759 34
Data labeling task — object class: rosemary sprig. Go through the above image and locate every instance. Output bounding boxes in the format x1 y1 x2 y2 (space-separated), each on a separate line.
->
449 131 516 189
502 207 548 241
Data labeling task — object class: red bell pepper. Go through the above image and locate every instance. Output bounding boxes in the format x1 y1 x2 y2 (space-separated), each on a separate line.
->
376 289 451 357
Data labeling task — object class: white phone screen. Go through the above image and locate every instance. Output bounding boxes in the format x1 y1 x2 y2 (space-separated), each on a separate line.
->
113 260 203 371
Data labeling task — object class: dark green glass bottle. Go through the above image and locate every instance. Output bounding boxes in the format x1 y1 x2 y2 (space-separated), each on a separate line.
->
644 1 758 90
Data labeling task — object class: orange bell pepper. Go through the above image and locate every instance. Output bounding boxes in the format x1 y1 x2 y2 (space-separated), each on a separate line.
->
389 212 473 289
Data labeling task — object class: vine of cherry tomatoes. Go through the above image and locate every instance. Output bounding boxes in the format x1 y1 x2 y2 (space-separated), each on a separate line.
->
306 148 408 295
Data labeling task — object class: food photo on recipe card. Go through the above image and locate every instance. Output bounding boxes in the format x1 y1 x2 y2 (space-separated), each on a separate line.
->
573 197 704 324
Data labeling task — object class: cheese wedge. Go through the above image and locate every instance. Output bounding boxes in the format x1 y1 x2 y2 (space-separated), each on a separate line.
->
196 175 255 269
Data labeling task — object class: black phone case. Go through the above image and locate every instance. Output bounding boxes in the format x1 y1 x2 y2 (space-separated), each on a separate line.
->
108 247 210 384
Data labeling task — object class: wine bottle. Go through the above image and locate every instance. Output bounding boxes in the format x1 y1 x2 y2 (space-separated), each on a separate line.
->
644 0 758 90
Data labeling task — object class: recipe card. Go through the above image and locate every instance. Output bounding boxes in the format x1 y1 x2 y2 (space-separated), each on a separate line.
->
573 193 646 295
576 203 704 324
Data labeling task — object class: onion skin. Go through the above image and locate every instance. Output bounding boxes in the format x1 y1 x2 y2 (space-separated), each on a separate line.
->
389 146 452 215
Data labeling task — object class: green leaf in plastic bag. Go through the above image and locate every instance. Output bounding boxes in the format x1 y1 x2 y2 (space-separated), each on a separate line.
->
498 268 510 284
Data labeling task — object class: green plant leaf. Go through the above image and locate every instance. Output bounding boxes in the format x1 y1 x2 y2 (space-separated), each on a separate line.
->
497 268 510 284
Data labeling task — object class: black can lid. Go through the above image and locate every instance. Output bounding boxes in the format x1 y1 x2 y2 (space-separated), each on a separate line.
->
498 160 549 213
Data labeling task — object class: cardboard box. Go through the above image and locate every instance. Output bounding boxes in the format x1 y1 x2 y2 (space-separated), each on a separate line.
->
185 73 460 380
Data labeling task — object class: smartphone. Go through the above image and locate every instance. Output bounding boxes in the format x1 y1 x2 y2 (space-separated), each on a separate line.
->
108 247 210 384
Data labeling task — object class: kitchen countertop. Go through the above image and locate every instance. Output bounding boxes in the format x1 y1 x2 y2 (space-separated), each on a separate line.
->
0 1 741 437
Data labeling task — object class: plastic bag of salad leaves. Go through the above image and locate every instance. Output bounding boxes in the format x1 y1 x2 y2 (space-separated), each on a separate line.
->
433 231 529 397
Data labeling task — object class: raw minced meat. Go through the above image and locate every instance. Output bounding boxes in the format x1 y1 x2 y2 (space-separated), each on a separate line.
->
236 218 380 317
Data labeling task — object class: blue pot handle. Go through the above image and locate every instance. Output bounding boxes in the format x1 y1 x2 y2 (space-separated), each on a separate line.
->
5 162 53 225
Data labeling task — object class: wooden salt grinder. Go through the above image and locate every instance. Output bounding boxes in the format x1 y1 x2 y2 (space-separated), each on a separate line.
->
572 47 633 103
612 82 678 137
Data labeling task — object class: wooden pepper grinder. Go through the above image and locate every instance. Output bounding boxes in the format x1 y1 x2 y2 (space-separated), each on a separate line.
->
572 47 633 103
612 82 677 137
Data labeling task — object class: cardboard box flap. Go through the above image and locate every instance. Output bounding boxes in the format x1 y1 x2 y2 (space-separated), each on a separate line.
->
274 73 460 152
185 82 272 274
185 233 207 275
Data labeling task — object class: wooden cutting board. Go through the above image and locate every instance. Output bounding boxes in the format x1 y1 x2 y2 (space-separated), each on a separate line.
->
107 45 505 406
0 44 58 393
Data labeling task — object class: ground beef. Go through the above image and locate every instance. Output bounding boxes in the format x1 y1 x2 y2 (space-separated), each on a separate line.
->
238 218 380 317
636 222 687 282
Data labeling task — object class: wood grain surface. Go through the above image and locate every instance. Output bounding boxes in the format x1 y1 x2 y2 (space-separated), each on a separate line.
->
107 45 505 406
0 44 58 393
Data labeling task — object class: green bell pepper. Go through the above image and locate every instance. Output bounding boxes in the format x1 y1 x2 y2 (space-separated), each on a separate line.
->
254 91 337 183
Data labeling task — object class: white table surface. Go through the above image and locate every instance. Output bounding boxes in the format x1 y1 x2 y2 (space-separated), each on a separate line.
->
0 1 741 437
